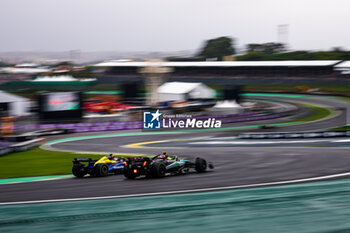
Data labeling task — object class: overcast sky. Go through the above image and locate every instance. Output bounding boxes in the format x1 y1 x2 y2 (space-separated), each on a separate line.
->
0 0 349 52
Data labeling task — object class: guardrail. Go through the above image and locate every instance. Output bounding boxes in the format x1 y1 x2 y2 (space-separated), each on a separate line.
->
12 112 261 131
239 131 350 139
0 138 46 156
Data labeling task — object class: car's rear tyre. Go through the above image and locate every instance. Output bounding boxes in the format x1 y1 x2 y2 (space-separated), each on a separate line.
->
72 165 87 178
95 164 109 177
151 162 166 178
195 157 207 173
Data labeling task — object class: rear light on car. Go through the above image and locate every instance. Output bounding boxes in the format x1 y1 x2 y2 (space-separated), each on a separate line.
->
143 161 147 166
133 169 137 173
124 162 128 166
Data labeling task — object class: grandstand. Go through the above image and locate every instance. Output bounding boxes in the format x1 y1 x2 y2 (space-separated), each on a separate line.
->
94 60 349 84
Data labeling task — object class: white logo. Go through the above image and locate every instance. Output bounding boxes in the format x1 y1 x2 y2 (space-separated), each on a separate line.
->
143 109 162 129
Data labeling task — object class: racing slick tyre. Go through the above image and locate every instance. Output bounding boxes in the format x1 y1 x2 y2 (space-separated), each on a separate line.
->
151 161 166 178
124 166 137 179
195 157 207 173
95 164 109 177
72 165 87 178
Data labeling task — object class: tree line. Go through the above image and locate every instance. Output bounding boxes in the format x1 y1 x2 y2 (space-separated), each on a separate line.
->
167 36 350 61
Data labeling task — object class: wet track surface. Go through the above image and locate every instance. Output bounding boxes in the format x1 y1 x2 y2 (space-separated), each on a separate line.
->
2 143 350 203
1 95 350 203
135 137 350 148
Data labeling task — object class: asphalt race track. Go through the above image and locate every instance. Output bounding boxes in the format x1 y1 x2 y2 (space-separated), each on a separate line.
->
1 95 350 204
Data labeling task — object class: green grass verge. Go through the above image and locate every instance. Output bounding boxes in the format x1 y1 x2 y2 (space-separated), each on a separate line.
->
329 125 350 131
245 97 333 124
0 147 143 179
244 84 350 95
295 103 333 122
338 96 350 103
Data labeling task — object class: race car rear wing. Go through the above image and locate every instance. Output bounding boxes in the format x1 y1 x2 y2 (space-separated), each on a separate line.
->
73 158 93 162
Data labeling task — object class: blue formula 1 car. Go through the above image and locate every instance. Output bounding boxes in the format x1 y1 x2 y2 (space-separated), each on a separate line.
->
72 155 125 178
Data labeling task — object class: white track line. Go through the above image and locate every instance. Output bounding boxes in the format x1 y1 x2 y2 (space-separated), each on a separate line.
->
335 139 350 142
2 171 350 205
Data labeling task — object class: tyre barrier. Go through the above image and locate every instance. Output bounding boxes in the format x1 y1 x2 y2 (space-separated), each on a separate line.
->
0 129 68 156
10 138 46 152
0 147 13 156
2 129 69 143
2 135 36 142
0 138 46 156
24 129 70 137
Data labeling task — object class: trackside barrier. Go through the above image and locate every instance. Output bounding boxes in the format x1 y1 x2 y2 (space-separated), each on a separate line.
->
238 131 350 139
13 112 261 131
0 147 13 156
0 138 46 156
70 114 285 133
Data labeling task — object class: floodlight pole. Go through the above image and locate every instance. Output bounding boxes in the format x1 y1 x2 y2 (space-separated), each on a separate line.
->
139 61 173 106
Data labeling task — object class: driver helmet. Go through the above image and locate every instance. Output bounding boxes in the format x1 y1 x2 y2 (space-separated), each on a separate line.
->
159 152 168 159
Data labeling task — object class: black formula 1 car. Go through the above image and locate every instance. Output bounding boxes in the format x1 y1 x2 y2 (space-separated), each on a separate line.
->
123 155 213 179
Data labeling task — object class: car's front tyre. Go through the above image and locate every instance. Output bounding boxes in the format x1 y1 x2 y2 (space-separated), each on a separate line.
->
195 158 207 173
